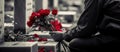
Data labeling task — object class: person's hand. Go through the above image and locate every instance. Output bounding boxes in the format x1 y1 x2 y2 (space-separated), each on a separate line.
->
50 31 65 42
63 31 74 42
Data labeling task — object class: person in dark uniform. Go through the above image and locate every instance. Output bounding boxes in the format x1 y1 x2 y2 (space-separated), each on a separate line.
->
51 0 120 52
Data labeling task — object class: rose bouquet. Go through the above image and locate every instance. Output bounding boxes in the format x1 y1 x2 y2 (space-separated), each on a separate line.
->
27 9 62 32
26 9 63 45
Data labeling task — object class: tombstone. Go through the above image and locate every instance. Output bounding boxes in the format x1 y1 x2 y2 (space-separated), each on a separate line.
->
0 0 4 43
48 0 58 9
14 0 33 34
35 0 48 11
53 0 58 8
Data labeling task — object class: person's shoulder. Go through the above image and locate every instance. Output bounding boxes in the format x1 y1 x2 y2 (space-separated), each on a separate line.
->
105 0 120 3
104 0 120 6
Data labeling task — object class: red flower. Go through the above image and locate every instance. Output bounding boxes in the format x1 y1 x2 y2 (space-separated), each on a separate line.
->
50 20 62 31
29 12 38 21
36 13 41 17
55 26 62 31
29 16 35 21
40 9 50 16
33 34 39 38
52 9 58 15
31 12 37 17
27 21 33 27
45 9 50 16
58 22 62 29
38 38 42 41
37 9 43 18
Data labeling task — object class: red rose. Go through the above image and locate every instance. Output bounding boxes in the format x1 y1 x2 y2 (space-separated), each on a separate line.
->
38 38 42 41
55 26 62 31
40 10 46 16
58 22 62 29
27 21 33 27
37 9 43 17
33 34 39 38
44 9 50 16
36 13 41 17
50 20 62 31
52 9 58 15
29 16 35 21
50 20 59 25
29 12 38 21
40 9 50 16
36 13 41 18
31 12 37 17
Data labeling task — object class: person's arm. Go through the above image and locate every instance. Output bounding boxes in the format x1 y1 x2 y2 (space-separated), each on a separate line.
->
64 0 104 39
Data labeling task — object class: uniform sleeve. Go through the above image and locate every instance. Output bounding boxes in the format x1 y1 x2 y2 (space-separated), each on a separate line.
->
64 0 104 38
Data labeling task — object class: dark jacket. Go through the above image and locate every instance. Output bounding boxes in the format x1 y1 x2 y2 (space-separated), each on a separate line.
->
65 0 120 39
